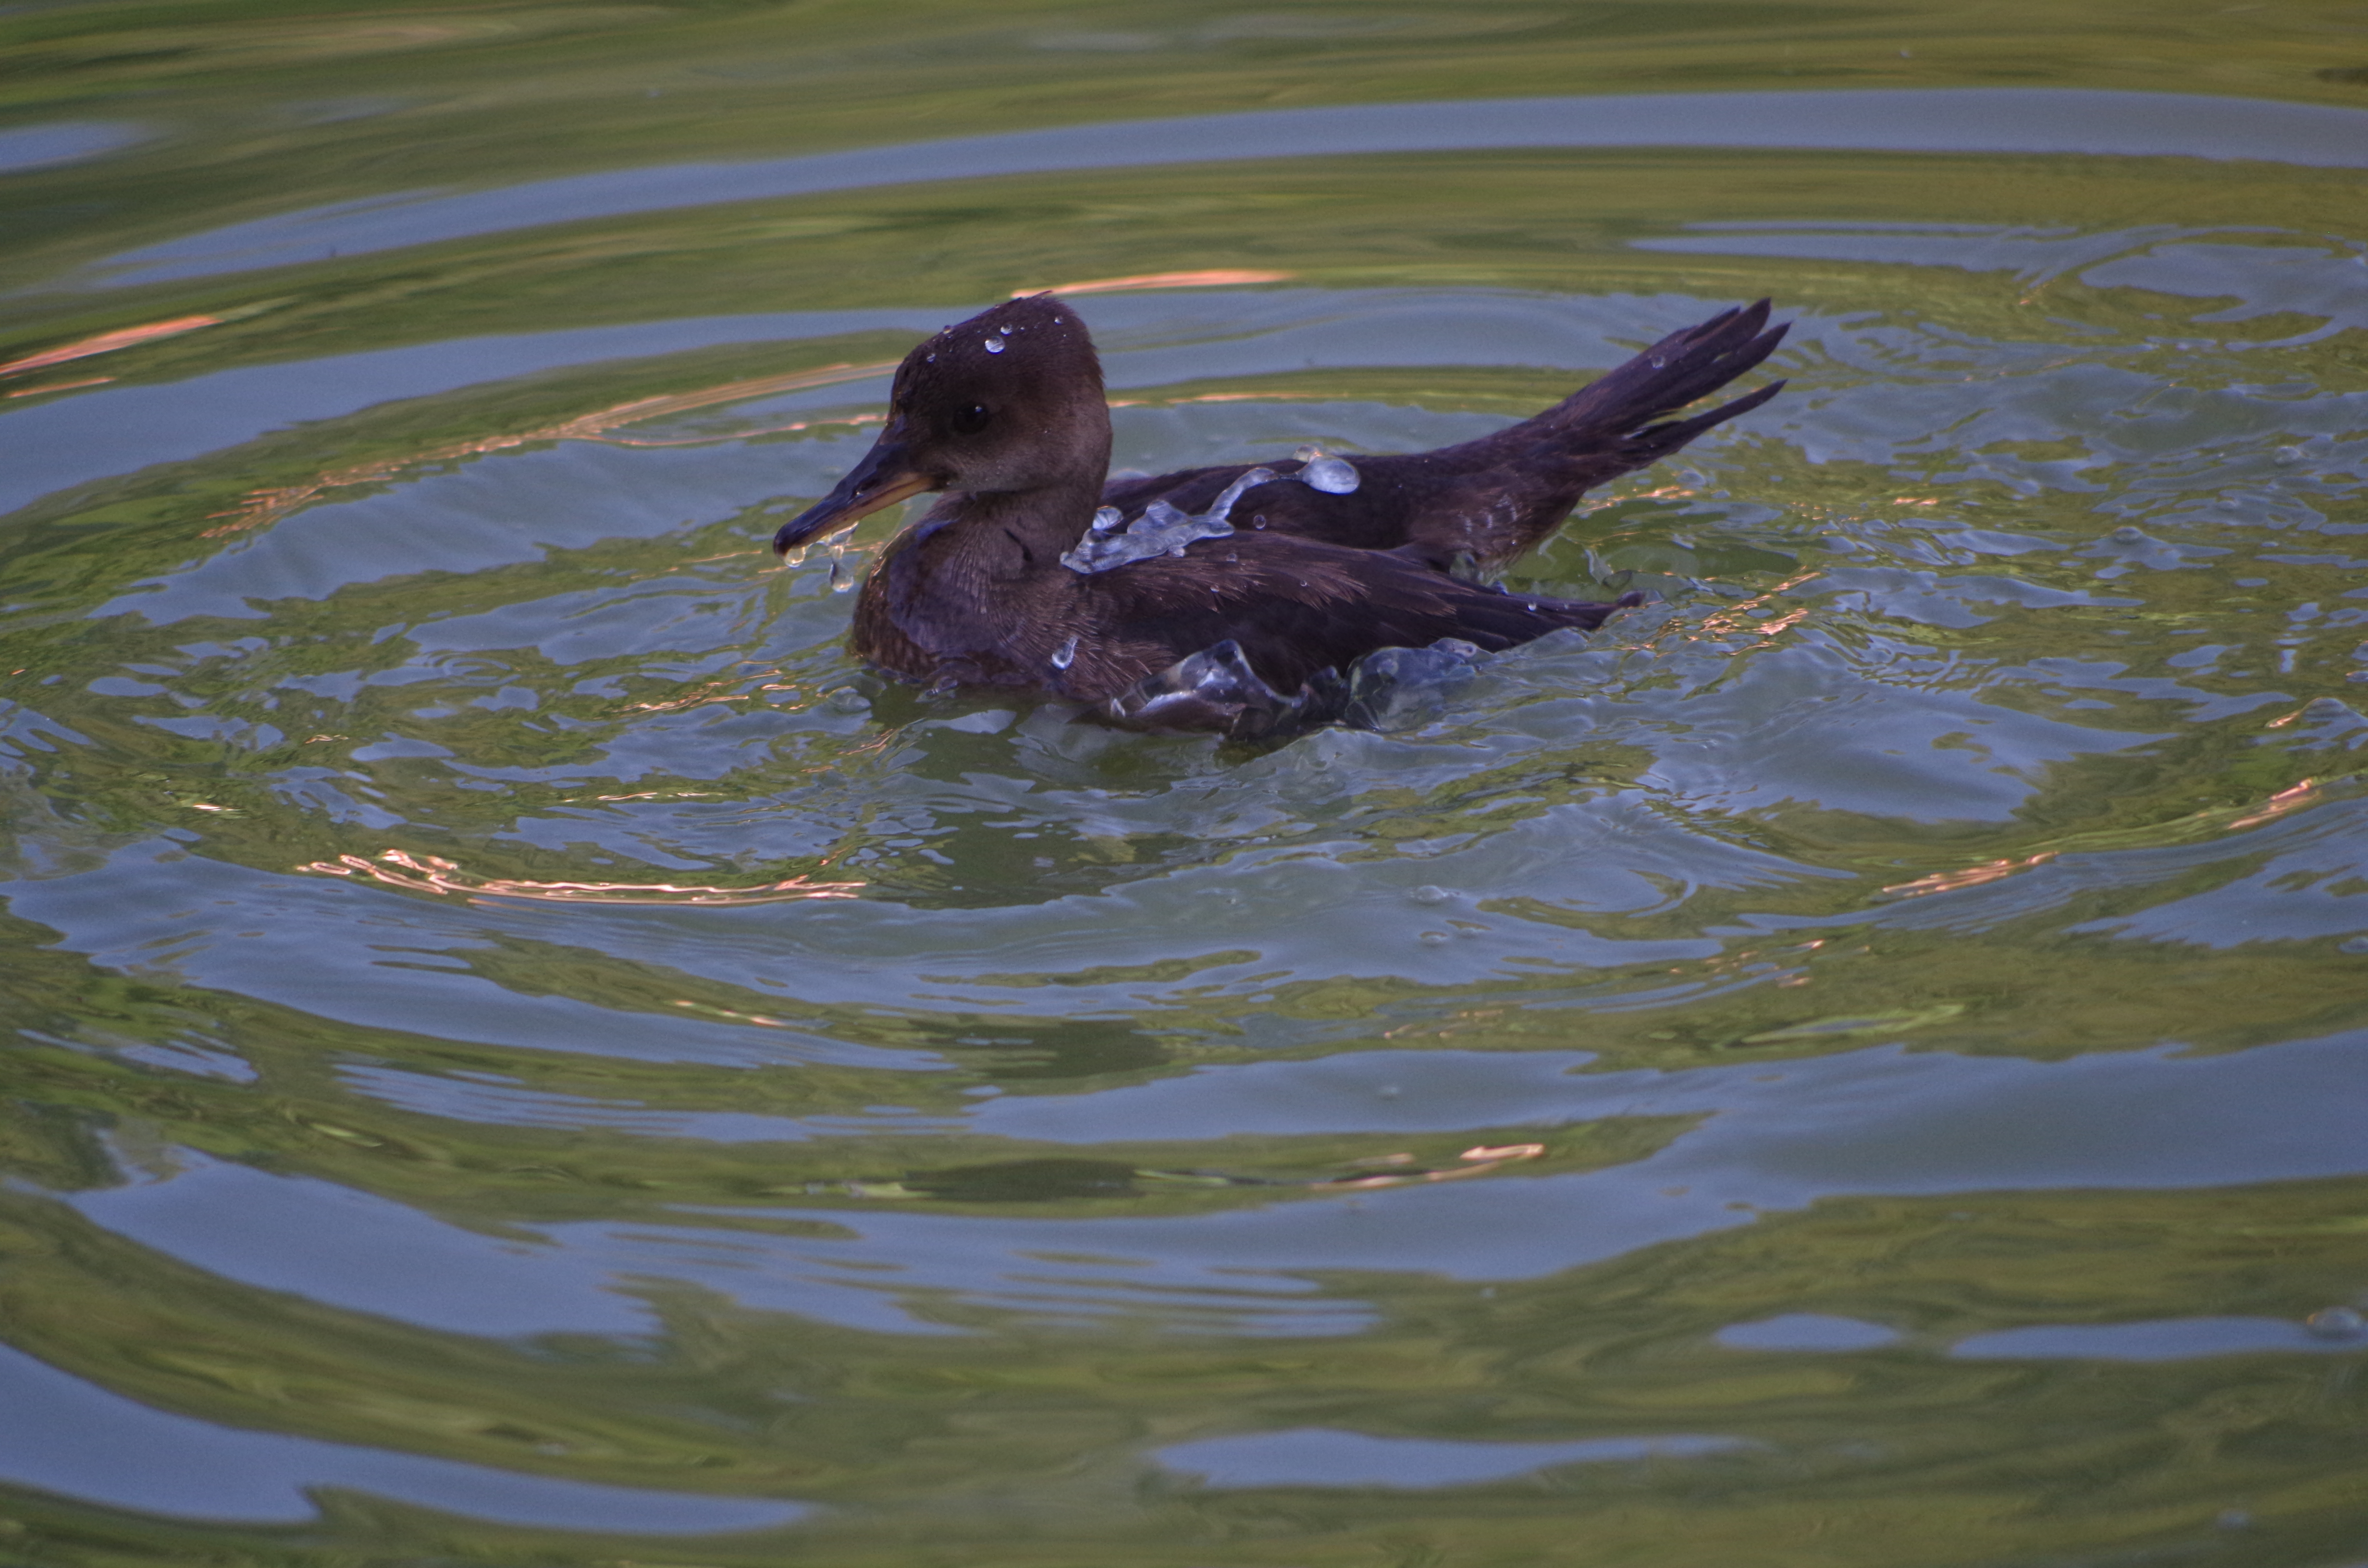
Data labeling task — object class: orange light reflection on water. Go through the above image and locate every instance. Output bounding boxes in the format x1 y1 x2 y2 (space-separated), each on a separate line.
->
1883 778 2325 898
0 313 224 377
1019 270 1293 296
1883 852 2056 899
1687 571 1823 643
2227 777 2317 830
1310 1142 1544 1192
1107 390 1309 409
300 848 861 905
6 375 116 398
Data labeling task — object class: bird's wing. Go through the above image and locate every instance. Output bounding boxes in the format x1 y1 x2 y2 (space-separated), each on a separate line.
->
1097 301 1788 566
1074 534 1628 698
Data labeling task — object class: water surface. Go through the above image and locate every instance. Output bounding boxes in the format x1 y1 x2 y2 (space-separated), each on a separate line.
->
4 2 2368 1564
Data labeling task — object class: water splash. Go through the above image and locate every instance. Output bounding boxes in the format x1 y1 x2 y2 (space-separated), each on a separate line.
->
1061 466 1275 573
1292 444 1360 493
1062 455 1369 575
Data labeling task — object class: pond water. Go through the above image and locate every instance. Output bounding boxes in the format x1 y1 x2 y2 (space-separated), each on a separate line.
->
4 3 2368 1564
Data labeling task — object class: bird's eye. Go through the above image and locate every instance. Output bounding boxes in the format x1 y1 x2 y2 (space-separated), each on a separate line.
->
950 403 992 435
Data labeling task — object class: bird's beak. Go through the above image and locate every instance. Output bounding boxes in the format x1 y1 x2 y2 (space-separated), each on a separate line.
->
771 437 939 555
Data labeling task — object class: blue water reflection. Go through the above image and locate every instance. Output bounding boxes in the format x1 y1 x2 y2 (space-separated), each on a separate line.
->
0 1345 804 1530
54 1035 2368 1340
1156 1428 1750 1489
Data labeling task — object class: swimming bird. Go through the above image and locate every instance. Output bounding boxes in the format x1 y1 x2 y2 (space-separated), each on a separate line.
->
771 294 1786 734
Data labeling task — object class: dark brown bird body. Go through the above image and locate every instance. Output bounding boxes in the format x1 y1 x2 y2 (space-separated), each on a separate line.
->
772 294 1787 731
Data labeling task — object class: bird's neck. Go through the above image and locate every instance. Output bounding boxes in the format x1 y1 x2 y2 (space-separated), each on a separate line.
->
950 473 1109 569
864 474 1105 665
957 410 1113 560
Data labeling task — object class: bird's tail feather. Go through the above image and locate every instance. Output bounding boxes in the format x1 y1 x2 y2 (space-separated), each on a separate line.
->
1537 299 1789 441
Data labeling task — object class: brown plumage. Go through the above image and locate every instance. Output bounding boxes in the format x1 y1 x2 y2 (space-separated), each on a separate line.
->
772 293 1787 732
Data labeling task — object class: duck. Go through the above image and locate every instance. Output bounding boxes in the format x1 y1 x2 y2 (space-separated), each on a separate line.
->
770 293 1787 735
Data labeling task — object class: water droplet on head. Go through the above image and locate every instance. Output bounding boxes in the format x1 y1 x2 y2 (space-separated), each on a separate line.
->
1651 354 1668 368
1050 634 1078 671
983 338 1005 354
998 325 1012 335
925 353 936 363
